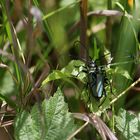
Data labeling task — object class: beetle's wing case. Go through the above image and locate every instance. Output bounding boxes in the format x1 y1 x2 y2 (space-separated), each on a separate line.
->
96 73 104 98
88 67 105 98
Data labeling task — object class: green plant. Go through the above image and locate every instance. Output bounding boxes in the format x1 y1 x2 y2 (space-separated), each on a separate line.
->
0 0 140 140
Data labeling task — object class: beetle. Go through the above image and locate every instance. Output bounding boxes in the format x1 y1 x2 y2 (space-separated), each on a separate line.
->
73 40 138 107
82 59 111 101
88 64 107 98
73 41 112 103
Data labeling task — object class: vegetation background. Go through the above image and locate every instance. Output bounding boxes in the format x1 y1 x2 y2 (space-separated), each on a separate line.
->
0 0 140 140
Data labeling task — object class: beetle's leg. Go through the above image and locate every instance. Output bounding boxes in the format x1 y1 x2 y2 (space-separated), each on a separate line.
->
104 75 117 98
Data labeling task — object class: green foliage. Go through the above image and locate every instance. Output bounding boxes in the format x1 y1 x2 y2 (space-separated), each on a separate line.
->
0 0 140 139
115 108 140 140
42 60 86 86
42 57 136 113
109 66 132 80
14 88 77 140
0 68 15 95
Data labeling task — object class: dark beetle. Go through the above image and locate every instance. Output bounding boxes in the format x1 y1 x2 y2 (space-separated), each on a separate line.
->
73 40 111 101
86 60 109 99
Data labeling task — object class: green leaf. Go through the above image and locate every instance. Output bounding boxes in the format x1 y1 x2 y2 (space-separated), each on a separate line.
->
115 2 125 12
42 60 86 86
61 60 86 80
42 70 71 84
110 67 132 80
14 88 77 140
115 108 140 140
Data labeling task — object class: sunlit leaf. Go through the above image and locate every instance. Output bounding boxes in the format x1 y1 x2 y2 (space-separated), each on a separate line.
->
115 2 125 11
42 60 86 86
110 67 132 80
115 108 140 140
14 88 77 140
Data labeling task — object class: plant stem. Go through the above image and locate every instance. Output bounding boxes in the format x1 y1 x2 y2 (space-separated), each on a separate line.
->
79 0 88 60
106 0 112 49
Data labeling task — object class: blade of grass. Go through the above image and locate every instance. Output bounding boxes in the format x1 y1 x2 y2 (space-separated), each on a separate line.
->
1 0 22 84
42 0 81 20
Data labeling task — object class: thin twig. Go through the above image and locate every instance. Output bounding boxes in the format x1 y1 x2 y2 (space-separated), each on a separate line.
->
110 77 140 105
68 9 140 36
79 0 88 59
4 126 14 140
1 120 14 127
67 121 89 140
87 10 122 17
